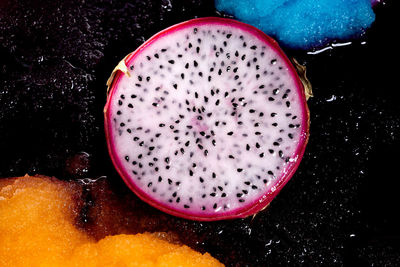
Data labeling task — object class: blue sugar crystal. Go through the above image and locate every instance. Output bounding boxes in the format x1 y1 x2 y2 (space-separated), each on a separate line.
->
215 0 375 49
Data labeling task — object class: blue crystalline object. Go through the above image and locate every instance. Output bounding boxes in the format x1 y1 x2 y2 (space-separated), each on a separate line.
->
215 0 375 49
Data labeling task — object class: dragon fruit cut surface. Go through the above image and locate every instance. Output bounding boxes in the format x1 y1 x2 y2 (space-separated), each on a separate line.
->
104 17 309 221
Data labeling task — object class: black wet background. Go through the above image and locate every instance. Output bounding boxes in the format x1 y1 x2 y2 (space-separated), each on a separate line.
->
1 0 399 266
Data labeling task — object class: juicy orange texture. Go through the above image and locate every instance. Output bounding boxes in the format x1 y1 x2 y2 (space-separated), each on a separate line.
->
0 175 223 267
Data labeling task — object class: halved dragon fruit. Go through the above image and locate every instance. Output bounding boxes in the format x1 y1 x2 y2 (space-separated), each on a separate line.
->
104 17 309 221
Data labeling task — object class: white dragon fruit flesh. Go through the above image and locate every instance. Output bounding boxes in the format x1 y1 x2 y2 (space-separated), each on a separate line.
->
104 17 309 221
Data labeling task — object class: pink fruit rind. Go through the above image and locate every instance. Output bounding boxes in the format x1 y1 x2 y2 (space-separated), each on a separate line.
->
104 17 310 221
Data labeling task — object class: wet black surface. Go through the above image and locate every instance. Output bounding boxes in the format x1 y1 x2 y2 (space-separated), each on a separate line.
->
1 0 399 266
